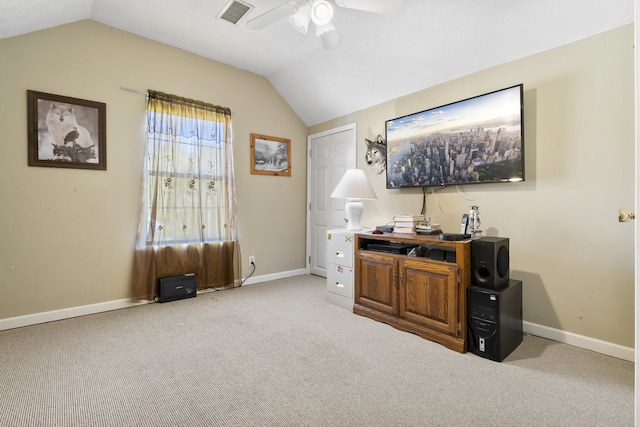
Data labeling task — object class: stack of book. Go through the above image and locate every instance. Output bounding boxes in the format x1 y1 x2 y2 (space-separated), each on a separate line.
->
416 221 442 235
393 214 425 234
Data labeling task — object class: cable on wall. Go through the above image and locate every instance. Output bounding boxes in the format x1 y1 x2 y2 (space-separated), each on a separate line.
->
240 261 256 286
428 186 445 216
456 185 475 201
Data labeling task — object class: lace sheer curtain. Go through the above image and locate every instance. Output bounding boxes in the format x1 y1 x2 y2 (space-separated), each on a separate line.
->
131 90 241 301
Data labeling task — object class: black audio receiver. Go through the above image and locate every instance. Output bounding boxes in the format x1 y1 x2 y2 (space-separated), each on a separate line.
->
366 242 417 255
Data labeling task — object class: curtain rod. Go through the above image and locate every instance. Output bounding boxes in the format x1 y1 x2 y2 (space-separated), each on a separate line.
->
120 87 148 96
120 87 232 115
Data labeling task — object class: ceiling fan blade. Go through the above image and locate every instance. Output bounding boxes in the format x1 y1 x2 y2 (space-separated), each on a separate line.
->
334 0 405 14
245 2 298 31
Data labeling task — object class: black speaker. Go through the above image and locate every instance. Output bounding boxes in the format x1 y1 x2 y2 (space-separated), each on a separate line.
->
468 280 523 362
471 236 509 289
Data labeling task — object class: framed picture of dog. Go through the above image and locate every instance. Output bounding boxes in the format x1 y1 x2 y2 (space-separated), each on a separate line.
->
27 90 107 170
250 133 291 176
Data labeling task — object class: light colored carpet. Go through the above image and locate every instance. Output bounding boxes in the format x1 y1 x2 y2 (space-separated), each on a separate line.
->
0 275 634 426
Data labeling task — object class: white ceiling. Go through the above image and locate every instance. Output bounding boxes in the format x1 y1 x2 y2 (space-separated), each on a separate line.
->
1 0 634 126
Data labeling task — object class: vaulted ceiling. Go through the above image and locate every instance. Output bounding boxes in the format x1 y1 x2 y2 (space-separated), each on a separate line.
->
2 0 634 126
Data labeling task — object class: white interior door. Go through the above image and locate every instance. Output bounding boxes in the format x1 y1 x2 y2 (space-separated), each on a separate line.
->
306 123 356 277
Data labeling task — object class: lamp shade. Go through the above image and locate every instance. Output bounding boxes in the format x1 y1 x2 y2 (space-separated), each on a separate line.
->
320 29 339 49
330 169 377 199
289 4 311 33
316 22 339 49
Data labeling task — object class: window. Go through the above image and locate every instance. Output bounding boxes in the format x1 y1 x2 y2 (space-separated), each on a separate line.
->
132 90 241 300
138 91 237 247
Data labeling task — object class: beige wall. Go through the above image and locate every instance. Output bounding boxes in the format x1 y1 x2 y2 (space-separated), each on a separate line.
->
0 20 308 318
310 25 635 348
0 19 634 350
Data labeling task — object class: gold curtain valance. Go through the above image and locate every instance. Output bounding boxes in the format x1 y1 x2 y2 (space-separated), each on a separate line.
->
147 90 231 116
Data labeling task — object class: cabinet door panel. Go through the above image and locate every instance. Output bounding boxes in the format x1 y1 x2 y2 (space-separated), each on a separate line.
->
399 259 458 335
355 251 397 315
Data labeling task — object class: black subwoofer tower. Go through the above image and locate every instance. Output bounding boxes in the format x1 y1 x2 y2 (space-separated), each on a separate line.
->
471 236 509 289
468 280 523 362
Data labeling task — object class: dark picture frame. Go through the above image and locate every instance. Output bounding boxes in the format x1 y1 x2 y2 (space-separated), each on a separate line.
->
385 84 524 188
27 90 107 170
250 133 291 176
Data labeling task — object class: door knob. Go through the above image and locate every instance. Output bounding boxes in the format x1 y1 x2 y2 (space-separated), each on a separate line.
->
618 209 635 222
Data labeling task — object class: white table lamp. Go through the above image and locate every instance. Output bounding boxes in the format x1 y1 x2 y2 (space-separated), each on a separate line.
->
330 169 377 231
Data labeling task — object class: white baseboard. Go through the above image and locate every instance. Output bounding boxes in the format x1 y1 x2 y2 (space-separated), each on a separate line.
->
1 273 633 362
240 268 307 287
0 270 306 332
0 298 150 332
523 321 634 362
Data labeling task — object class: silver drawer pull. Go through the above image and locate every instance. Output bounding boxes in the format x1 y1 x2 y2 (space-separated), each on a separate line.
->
335 283 344 288
335 251 344 258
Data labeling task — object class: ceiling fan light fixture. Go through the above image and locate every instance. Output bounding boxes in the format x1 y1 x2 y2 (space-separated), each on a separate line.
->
315 21 334 36
317 23 339 49
310 0 334 26
289 4 311 34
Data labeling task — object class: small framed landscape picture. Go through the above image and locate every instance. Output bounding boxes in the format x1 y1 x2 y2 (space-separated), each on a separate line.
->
27 90 107 170
250 133 291 177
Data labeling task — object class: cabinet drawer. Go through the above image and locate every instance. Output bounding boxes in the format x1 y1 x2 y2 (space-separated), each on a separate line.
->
327 231 354 268
327 263 354 299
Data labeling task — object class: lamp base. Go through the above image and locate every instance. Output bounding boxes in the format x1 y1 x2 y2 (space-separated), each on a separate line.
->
345 198 363 231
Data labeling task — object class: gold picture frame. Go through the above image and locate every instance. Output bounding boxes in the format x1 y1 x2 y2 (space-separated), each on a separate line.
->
27 90 107 170
250 133 291 176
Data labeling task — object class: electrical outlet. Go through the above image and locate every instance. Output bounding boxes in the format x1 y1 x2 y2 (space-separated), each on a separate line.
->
249 256 255 265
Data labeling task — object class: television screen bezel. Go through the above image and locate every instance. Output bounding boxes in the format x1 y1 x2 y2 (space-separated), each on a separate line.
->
384 84 524 189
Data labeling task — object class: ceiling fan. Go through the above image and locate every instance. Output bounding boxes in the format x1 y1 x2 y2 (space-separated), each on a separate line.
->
245 0 405 49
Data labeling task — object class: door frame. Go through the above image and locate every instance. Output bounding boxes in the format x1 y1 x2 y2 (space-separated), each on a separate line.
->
306 123 357 274
634 1 639 422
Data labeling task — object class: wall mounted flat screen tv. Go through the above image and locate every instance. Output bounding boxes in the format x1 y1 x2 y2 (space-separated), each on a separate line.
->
385 84 524 189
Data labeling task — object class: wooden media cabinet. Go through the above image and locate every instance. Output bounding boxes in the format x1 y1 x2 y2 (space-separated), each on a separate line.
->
354 232 472 353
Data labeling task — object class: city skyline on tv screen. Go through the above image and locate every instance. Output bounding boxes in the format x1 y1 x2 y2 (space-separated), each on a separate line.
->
385 84 524 188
